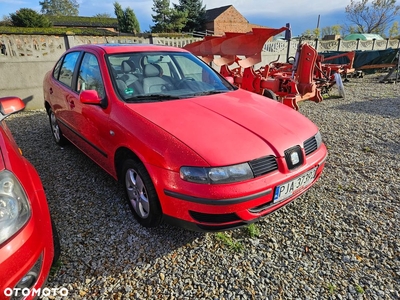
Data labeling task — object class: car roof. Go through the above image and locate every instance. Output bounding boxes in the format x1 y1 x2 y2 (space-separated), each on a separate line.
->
68 43 189 55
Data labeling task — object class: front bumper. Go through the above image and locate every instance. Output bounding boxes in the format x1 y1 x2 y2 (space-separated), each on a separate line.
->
0 190 54 300
148 144 328 231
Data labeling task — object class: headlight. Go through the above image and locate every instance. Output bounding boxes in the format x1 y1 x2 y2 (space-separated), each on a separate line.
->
315 131 323 149
180 163 254 184
0 170 31 245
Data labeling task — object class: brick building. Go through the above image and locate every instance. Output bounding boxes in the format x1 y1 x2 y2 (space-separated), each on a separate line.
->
205 5 268 36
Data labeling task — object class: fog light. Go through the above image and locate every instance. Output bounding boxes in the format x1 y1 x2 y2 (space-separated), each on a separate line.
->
12 253 43 300
17 272 37 289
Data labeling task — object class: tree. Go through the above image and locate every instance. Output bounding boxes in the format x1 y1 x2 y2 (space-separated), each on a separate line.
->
345 0 400 35
313 28 321 39
151 0 189 33
10 8 52 27
300 29 316 39
388 21 399 37
321 25 342 37
0 16 12 26
114 2 125 31
124 7 140 34
40 0 79 16
113 2 140 34
169 9 188 33
173 0 206 32
151 0 172 33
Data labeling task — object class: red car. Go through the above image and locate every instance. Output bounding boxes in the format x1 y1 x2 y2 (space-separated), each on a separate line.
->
43 44 327 231
0 97 59 299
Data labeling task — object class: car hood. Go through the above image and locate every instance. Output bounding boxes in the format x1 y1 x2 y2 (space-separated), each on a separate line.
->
129 90 319 166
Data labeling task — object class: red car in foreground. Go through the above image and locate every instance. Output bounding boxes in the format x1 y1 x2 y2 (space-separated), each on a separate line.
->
0 97 59 299
43 44 327 231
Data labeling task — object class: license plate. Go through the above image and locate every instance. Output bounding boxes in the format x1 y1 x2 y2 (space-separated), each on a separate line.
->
273 167 317 203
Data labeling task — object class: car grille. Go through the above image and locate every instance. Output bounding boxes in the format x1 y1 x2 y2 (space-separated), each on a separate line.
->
304 136 318 155
249 155 278 177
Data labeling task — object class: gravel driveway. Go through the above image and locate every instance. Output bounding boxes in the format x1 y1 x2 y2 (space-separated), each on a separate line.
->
7 74 400 299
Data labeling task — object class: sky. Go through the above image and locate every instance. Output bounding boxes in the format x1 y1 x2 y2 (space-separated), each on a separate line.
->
0 0 398 36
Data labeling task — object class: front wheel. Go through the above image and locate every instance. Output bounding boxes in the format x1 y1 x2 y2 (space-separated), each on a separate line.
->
48 108 68 146
122 159 162 228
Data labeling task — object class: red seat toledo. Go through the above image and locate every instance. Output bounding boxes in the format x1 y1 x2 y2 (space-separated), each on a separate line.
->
43 44 327 231
0 97 59 299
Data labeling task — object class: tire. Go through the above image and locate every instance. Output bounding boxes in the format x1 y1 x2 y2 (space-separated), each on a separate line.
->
48 108 68 146
51 217 61 266
122 159 162 228
263 89 278 100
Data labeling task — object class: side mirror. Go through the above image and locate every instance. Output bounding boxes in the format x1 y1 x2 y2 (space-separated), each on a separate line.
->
80 90 102 105
0 97 25 120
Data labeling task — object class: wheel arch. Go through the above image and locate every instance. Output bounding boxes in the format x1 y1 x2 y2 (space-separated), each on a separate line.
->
114 147 142 183
44 100 51 113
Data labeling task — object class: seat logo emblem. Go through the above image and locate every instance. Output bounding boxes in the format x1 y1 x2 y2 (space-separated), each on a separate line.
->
290 152 300 165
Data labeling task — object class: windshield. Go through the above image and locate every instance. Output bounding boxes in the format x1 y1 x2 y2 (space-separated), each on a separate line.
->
106 51 235 102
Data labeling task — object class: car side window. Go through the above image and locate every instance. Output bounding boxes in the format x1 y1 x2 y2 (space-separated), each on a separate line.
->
52 57 63 80
77 53 105 99
59 52 80 88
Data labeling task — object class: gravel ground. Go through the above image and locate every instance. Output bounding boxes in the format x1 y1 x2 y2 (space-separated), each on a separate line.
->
6 73 400 299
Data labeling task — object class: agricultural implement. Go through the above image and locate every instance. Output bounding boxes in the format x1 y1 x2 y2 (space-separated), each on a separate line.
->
184 27 352 110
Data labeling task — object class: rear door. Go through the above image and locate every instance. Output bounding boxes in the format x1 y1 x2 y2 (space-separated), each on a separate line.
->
46 51 82 140
68 51 111 170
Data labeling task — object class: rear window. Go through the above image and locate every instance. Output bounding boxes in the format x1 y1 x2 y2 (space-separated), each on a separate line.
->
58 52 80 88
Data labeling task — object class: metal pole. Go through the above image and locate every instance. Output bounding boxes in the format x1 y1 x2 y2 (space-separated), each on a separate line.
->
286 39 291 63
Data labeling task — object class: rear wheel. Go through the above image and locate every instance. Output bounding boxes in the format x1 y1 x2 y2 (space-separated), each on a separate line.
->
122 159 162 228
48 108 68 146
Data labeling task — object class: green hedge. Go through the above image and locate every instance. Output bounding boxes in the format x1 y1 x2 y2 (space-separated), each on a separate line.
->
0 26 119 36
47 16 118 28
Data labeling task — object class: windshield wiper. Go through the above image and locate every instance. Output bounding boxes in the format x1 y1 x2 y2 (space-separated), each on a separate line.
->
191 90 227 96
125 94 181 102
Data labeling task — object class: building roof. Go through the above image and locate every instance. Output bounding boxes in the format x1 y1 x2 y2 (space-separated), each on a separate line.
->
205 5 232 22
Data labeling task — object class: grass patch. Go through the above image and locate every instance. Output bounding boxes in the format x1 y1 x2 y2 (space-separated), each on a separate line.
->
355 284 365 294
246 223 260 238
327 283 337 295
215 232 244 252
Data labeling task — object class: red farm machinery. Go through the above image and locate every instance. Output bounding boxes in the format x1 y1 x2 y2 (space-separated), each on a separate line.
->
184 27 354 110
